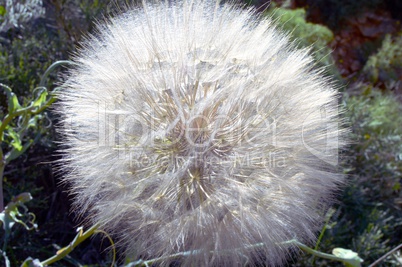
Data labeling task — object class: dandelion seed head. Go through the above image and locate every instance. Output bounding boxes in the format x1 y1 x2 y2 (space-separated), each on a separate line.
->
57 1 347 266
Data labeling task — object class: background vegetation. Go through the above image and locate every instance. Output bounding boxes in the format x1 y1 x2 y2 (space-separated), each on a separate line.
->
1 0 401 266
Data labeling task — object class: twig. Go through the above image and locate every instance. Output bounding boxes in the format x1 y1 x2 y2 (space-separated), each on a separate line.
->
40 223 100 266
368 243 402 267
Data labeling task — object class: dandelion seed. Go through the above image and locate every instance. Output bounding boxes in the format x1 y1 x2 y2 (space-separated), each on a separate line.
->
57 1 347 266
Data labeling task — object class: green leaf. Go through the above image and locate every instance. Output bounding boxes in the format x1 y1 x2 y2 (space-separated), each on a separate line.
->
5 138 33 164
7 92 21 114
393 182 401 191
0 6 6 16
0 193 37 233
20 257 43 267
32 88 48 108
6 127 22 151
27 114 42 129
332 248 364 267
11 192 33 203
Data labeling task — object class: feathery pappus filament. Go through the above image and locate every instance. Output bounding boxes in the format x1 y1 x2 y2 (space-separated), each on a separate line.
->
57 1 347 266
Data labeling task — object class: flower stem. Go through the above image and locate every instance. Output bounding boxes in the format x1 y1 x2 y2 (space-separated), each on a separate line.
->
40 223 100 266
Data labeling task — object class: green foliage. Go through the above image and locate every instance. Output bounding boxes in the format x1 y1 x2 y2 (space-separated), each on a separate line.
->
0 61 71 267
20 223 103 267
0 29 70 98
363 34 402 89
351 210 391 262
292 89 402 266
334 90 402 265
0 1 121 265
268 7 334 47
0 0 45 32
343 89 402 253
0 193 37 267
0 6 6 17
346 89 402 201
265 5 343 82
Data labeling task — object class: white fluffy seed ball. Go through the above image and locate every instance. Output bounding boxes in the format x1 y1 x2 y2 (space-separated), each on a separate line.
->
57 1 347 266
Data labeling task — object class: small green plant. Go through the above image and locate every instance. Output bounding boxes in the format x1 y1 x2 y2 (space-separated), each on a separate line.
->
363 34 402 89
331 89 402 266
0 61 72 266
346 89 402 201
265 5 342 81
0 193 37 267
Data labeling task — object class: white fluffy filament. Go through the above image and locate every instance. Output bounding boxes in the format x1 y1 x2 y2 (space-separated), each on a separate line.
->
57 1 346 266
